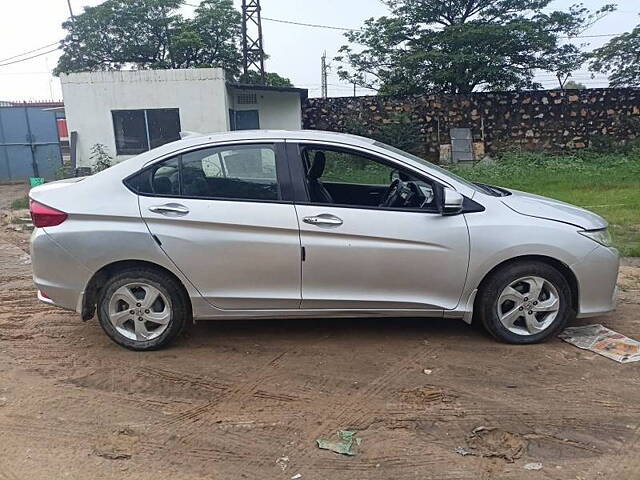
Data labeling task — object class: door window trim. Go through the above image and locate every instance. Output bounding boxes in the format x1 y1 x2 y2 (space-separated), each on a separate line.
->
123 141 296 205
286 141 445 215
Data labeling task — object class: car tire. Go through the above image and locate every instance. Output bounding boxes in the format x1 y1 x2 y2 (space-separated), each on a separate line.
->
97 268 191 351
476 261 574 344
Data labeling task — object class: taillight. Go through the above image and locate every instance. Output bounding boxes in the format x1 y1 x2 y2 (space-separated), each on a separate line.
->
29 200 68 228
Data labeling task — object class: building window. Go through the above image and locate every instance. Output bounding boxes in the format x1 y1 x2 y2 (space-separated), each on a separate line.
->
229 109 260 131
112 108 181 155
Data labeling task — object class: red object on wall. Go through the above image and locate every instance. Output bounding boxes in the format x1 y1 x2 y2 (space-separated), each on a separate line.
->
57 118 69 140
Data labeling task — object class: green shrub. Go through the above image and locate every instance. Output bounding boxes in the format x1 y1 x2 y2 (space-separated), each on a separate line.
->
10 196 29 210
451 152 640 256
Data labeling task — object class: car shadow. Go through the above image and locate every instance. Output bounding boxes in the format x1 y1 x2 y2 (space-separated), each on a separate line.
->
180 315 487 346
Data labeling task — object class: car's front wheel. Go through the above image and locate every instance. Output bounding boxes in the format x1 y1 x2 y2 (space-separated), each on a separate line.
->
97 268 190 350
476 261 574 344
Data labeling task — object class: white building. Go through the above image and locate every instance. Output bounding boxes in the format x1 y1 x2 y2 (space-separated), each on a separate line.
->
60 68 308 167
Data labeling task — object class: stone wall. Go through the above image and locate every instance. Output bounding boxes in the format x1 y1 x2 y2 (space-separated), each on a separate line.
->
302 88 640 161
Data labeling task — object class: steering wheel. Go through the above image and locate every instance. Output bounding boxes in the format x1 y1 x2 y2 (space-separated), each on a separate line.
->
379 178 404 208
379 180 426 208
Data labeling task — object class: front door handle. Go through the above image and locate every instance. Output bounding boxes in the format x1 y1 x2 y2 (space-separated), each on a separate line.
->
148 203 189 216
303 214 343 227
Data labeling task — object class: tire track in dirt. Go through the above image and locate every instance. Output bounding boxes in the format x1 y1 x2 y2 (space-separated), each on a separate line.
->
0 462 21 480
289 345 437 471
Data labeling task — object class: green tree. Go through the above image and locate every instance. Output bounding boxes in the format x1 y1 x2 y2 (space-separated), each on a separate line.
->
563 79 587 89
589 23 640 87
241 71 293 87
55 0 188 74
336 0 615 95
55 0 289 84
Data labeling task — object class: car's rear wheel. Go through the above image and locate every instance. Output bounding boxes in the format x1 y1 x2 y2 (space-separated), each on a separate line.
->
97 268 190 350
476 261 574 344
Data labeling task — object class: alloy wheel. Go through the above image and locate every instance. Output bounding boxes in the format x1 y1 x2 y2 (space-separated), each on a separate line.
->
108 283 172 341
496 276 560 336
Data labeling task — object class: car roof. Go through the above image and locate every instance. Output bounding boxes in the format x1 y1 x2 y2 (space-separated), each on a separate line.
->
100 130 376 175
183 129 376 147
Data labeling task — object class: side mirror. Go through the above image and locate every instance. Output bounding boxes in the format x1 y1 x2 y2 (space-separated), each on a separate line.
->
442 188 464 215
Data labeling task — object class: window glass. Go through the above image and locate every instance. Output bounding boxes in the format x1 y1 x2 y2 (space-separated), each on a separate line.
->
373 140 486 194
112 110 148 155
317 149 395 185
147 109 181 149
112 109 181 155
302 146 437 211
126 145 279 201
125 157 180 195
182 145 278 200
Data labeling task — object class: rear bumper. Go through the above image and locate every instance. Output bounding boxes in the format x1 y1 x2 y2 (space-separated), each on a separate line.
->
572 245 619 318
31 228 91 313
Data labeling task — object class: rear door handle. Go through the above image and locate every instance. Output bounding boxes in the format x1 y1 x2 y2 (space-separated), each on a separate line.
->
148 203 189 216
303 214 343 227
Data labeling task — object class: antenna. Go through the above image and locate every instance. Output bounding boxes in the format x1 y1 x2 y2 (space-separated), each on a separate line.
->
241 0 266 84
321 51 328 98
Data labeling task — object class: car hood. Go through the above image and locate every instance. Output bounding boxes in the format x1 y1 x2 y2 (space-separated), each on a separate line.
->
500 189 607 230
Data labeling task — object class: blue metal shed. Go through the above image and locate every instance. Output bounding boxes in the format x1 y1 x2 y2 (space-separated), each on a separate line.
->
0 105 63 182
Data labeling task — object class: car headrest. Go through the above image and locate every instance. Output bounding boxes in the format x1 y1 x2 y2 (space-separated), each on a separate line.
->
153 176 173 195
308 151 326 180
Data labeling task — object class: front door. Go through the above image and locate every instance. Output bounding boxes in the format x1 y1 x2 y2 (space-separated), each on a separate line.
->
291 144 470 311
135 142 301 310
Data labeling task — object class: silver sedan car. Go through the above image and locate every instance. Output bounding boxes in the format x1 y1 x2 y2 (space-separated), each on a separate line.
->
29 130 619 350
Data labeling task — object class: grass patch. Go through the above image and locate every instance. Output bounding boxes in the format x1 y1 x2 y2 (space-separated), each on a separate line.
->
451 151 640 256
10 196 29 210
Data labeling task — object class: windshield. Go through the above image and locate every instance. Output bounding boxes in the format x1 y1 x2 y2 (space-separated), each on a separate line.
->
373 141 488 194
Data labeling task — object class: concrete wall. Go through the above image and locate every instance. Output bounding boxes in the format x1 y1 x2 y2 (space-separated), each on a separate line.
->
227 88 302 130
61 69 230 166
303 88 640 161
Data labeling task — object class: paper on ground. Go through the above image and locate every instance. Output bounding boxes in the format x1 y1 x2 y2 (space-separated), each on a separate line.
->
559 324 640 363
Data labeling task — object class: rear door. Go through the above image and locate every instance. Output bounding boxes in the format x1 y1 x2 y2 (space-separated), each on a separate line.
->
132 142 301 310
288 142 470 311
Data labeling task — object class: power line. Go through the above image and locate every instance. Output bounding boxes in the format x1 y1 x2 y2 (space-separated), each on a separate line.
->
560 33 621 39
262 17 359 32
185 1 360 31
0 42 60 64
0 48 60 68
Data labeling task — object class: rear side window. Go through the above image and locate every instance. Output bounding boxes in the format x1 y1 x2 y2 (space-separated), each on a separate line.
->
125 144 280 202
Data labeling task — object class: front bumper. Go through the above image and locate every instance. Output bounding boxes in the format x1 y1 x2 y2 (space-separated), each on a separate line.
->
572 245 619 318
31 228 91 312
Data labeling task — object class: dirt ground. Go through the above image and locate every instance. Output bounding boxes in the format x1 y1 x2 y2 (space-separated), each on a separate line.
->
1 184 639 480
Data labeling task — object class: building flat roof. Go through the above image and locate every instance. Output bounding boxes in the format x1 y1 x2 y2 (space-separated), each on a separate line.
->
227 82 308 99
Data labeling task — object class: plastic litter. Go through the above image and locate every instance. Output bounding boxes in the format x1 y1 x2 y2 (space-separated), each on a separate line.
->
455 446 472 456
316 430 362 456
524 462 543 471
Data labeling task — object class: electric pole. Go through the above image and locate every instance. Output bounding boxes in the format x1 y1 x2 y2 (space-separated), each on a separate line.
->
241 0 266 84
66 0 76 23
321 51 328 98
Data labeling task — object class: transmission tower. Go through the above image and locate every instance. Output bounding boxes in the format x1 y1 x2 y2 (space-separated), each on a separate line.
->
242 0 266 84
321 51 328 98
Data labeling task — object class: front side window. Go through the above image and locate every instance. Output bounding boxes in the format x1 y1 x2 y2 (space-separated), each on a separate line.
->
112 109 181 155
126 144 280 202
301 146 439 211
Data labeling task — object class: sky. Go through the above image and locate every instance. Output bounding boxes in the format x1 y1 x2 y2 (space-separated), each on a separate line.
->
0 0 638 101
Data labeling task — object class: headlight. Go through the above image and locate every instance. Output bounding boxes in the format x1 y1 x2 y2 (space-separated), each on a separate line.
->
579 228 612 247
